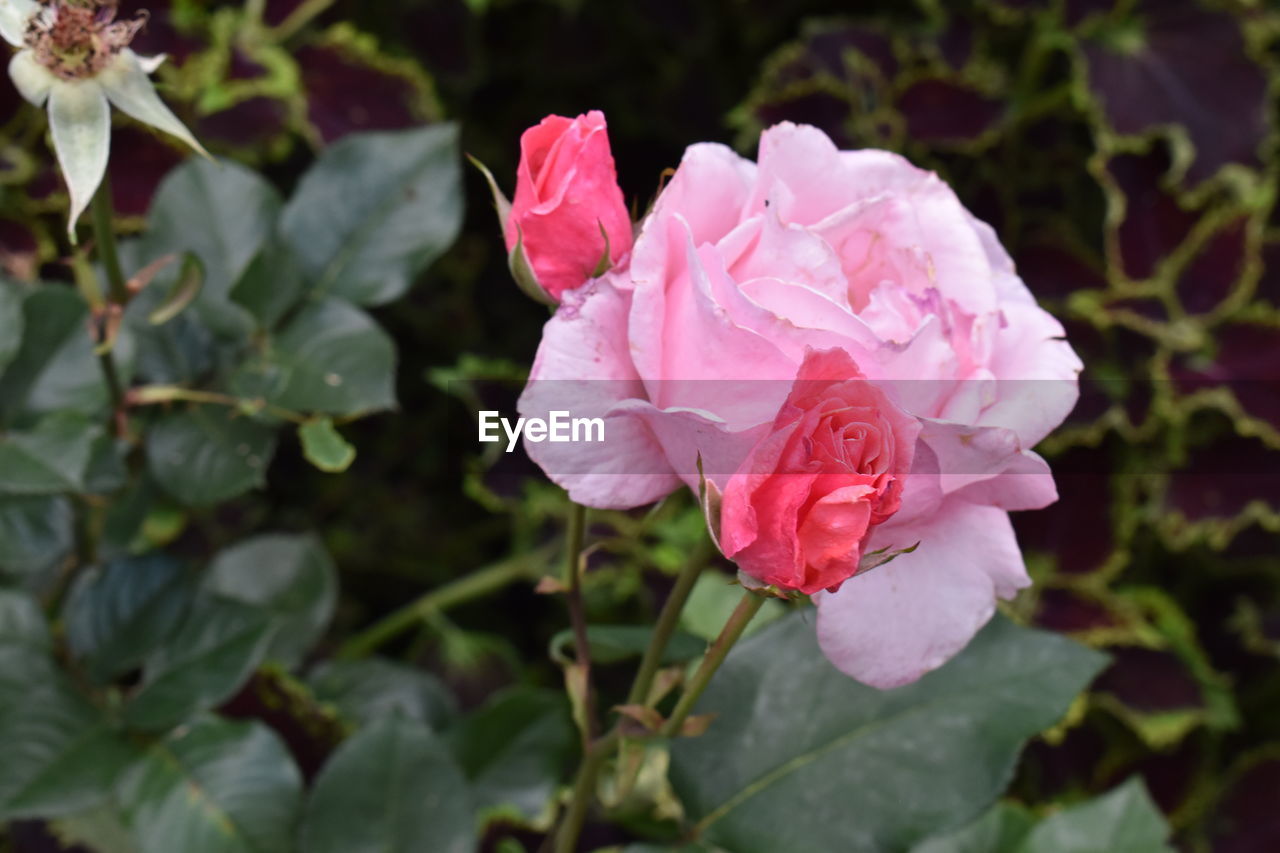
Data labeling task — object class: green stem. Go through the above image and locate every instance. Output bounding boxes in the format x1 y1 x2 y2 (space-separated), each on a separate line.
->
129 386 309 424
552 729 620 853
91 177 128 305
625 553 705 707
659 591 766 738
89 179 127 433
563 501 598 742
271 0 336 40
337 545 553 660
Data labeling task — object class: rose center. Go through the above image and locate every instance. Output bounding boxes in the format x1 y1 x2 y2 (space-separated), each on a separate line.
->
25 0 146 80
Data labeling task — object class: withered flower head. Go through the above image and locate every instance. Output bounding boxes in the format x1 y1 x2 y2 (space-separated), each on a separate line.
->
0 0 207 236
26 0 147 80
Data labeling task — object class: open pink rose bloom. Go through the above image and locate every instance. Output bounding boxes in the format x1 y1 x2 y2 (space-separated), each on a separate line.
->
519 121 1082 688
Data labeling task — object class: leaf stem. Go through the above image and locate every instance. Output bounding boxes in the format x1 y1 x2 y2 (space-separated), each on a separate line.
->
659 590 766 738
625 553 705 707
128 386 309 425
270 0 336 40
337 545 554 660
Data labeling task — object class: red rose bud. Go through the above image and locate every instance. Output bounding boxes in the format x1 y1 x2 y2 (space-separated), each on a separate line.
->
505 111 633 303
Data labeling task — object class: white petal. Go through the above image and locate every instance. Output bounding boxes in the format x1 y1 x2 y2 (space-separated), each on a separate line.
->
136 53 168 75
814 499 1029 689
97 49 209 158
0 0 38 48
48 80 111 236
8 49 54 107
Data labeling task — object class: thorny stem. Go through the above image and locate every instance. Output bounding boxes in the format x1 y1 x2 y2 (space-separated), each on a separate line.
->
625 551 706 707
336 545 555 660
551 729 621 853
563 501 599 743
550 584 765 853
659 590 766 738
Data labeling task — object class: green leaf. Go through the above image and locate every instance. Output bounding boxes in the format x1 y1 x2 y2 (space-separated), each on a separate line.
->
0 596 136 820
0 279 24 373
549 625 706 666
0 286 109 423
299 715 475 853
299 416 357 473
448 687 575 824
308 658 457 730
0 587 51 648
281 124 463 305
229 228 306 331
145 158 282 338
125 599 275 731
232 298 396 416
118 716 303 853
0 495 74 576
910 803 1036 853
0 412 103 495
146 406 277 508
1013 779 1172 853
203 534 337 668
51 802 141 853
63 553 195 684
668 613 1108 853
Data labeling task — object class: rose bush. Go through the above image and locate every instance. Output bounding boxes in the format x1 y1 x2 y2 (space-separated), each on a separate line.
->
505 110 633 302
521 121 1081 687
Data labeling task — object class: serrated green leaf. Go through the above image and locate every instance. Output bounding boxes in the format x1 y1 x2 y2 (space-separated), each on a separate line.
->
228 228 306 331
308 658 457 730
118 717 303 853
281 124 463 305
0 600 136 821
298 416 356 473
668 613 1108 853
203 534 337 668
299 716 475 853
145 406 277 508
63 553 195 684
125 599 275 731
448 687 575 824
232 298 396 416
145 158 281 339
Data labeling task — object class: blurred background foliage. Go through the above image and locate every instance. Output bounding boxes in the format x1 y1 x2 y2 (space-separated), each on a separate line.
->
1 0 1279 850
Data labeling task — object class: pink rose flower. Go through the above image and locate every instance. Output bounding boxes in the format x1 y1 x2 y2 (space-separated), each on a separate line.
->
720 348 919 595
506 111 633 302
519 122 1081 688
